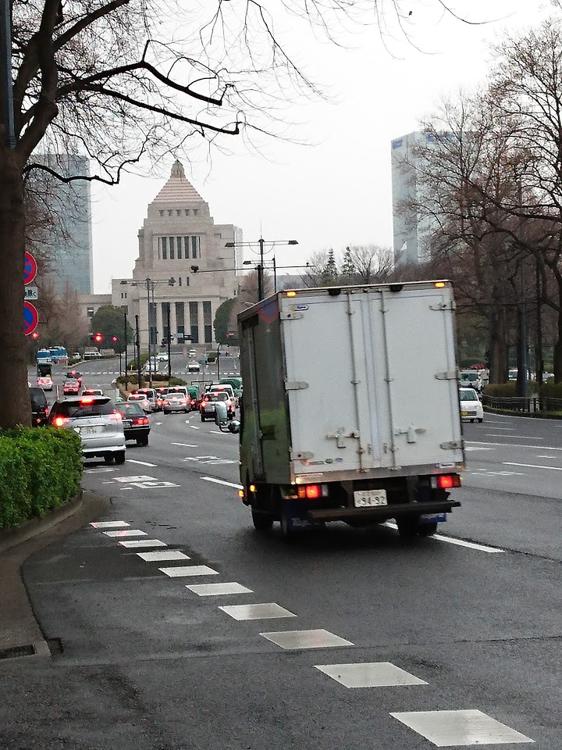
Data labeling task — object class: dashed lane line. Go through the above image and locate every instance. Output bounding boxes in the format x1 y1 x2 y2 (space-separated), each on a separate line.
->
384 522 504 553
504 461 562 471
171 442 198 447
467 440 562 451
486 434 544 439
201 476 243 490
127 459 158 467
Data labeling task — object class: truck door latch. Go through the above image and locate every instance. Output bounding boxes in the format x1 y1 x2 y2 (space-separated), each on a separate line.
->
326 430 360 448
394 425 426 443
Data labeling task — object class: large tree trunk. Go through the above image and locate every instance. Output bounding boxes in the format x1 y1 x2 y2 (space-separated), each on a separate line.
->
554 293 562 384
488 305 508 384
0 147 30 428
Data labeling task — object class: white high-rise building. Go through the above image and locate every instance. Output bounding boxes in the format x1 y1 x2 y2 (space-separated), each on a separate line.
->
391 131 436 266
112 160 242 347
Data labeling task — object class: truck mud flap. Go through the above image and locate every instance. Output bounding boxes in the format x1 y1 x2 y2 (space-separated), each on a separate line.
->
307 500 460 523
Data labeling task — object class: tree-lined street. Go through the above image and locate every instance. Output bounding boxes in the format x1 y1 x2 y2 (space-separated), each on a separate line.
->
0 410 559 748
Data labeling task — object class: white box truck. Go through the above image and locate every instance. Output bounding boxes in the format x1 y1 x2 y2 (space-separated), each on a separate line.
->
238 280 464 538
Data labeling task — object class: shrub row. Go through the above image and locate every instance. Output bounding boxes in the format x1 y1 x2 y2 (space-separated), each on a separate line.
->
484 382 562 398
0 428 83 529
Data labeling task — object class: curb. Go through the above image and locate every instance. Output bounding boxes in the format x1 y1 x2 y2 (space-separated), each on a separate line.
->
0 489 110 661
483 406 562 421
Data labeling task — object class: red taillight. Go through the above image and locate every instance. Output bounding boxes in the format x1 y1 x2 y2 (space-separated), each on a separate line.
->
133 417 149 425
80 397 94 405
297 484 321 500
435 474 461 489
53 416 69 427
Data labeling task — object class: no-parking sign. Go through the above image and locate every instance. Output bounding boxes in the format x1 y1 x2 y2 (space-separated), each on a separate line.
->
24 301 39 336
24 251 38 285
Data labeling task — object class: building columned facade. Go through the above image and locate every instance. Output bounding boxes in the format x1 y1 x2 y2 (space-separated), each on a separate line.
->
112 160 242 348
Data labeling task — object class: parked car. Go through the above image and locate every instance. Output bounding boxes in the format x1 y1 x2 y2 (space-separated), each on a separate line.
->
114 402 150 446
208 390 236 419
29 386 49 426
187 360 200 373
36 375 53 391
49 395 126 464
163 392 190 414
127 393 151 412
63 378 81 396
459 387 484 422
200 392 232 421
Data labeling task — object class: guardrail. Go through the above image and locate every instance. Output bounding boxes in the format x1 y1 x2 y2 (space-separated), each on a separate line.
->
482 394 562 417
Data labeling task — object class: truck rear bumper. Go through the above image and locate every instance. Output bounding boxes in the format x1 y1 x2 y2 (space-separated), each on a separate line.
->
307 500 461 523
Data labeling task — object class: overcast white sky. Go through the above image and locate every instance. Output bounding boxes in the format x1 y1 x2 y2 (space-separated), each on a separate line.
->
90 0 555 293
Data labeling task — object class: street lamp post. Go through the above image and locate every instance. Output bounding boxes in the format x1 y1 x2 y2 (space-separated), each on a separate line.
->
123 309 128 390
225 238 298 302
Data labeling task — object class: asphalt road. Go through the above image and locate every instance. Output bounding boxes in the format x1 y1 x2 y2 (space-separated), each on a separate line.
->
1 405 560 749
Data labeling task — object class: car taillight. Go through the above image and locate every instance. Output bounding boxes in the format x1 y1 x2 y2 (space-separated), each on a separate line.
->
53 416 70 427
133 417 149 425
434 474 461 489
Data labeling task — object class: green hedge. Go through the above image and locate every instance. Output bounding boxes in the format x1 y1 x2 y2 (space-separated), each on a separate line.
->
0 428 83 529
539 382 562 398
483 383 517 397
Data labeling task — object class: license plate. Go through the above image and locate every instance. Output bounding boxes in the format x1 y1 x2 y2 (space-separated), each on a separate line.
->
81 426 102 436
354 489 387 508
122 420 132 428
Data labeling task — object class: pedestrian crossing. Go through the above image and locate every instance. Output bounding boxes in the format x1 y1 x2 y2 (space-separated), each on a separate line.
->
89 518 536 746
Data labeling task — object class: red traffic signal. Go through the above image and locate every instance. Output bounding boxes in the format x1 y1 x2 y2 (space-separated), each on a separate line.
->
94 332 103 343
111 335 119 343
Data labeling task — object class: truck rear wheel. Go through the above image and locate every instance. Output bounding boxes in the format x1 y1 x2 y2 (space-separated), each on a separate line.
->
251 509 274 531
418 521 438 537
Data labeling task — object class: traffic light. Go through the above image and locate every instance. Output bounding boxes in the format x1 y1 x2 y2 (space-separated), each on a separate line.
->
91 332 103 344
111 335 119 344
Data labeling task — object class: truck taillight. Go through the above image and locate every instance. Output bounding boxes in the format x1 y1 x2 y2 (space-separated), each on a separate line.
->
297 484 322 500
434 474 461 489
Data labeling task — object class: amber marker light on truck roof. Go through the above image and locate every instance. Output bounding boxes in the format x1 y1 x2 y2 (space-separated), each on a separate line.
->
434 281 446 288
286 291 297 297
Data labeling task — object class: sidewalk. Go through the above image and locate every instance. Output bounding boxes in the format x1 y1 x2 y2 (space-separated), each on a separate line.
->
0 491 108 659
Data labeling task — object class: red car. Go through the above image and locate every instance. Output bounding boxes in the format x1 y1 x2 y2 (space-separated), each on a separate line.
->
63 378 80 395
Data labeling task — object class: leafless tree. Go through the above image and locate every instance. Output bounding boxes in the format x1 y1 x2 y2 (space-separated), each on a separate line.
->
347 245 393 284
0 0 501 426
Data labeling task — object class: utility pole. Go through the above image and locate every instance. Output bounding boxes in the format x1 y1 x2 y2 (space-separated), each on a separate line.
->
273 256 277 293
0 0 16 149
135 314 142 386
166 303 172 381
123 309 128 390
257 237 264 302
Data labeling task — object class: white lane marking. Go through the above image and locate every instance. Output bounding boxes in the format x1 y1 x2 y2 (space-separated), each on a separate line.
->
113 475 157 482
155 422 162 426
315 662 427 688
219 603 297 621
104 529 147 538
127 459 157 467
85 467 115 474
186 582 253 596
482 426 514 431
260 629 353 650
384 522 504 553
504 461 562 472
390 709 534 746
121 487 134 491
137 550 190 562
184 456 236 465
201 476 243 489
90 521 130 528
536 455 554 458
467 440 562 451
119 539 167 548
465 446 494 452
189 425 199 430
486 434 543 440
159 565 219 578
171 442 198 447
